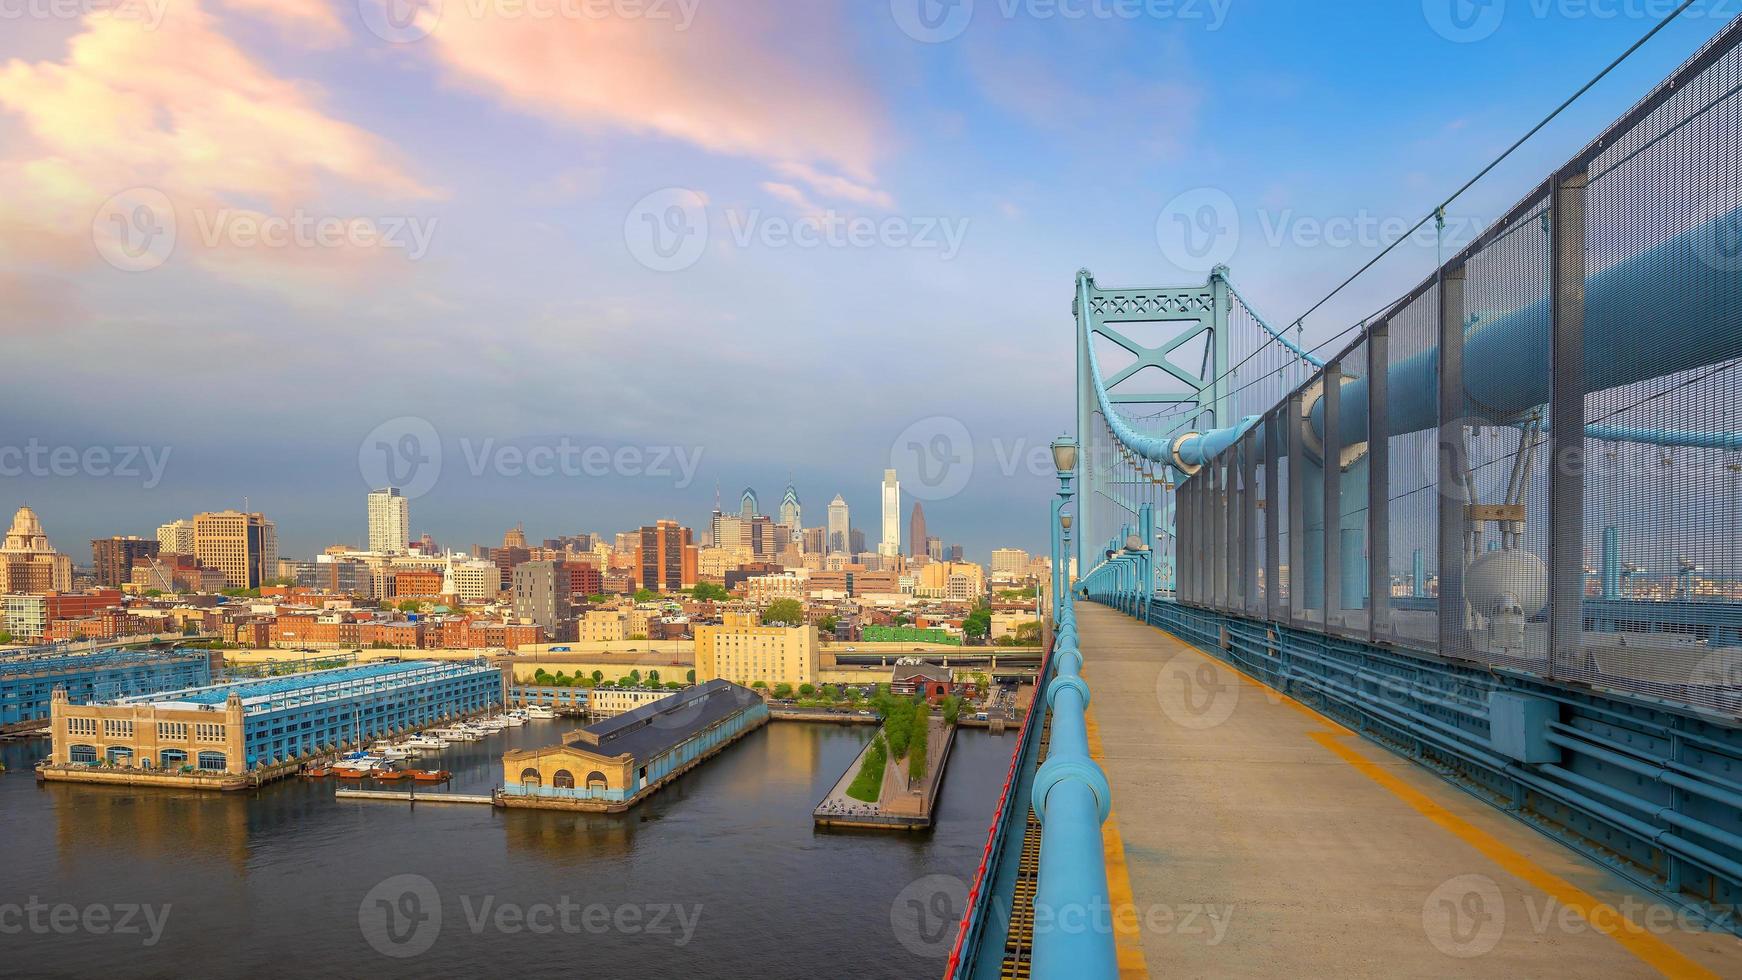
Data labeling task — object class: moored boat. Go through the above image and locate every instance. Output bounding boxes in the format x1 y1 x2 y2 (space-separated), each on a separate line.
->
410 769 451 782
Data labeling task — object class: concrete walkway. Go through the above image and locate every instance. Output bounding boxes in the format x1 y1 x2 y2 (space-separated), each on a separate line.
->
1078 603 1742 979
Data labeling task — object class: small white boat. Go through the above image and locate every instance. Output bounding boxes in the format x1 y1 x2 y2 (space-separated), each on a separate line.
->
333 754 387 774
525 705 557 720
403 735 447 750
373 744 417 761
427 727 478 742
501 711 528 727
474 716 511 731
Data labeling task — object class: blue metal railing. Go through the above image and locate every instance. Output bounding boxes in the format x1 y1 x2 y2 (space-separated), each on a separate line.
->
1027 594 1118 978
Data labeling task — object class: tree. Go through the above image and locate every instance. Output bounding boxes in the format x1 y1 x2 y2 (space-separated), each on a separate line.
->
820 684 838 701
533 668 553 685
773 682 794 699
665 681 682 690
587 593 610 604
1015 620 1043 644
963 604 992 642
144 589 164 598
689 583 728 602
633 588 659 603
398 600 420 613
591 670 604 685
618 676 636 688
817 614 838 636
941 696 962 726
0 631 11 644
908 708 931 782
761 598 804 627
629 669 642 686
647 669 660 684
686 669 696 684
751 680 768 690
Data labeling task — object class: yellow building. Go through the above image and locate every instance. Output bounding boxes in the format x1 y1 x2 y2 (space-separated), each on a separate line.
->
48 687 247 775
192 510 278 590
694 611 818 688
579 609 627 642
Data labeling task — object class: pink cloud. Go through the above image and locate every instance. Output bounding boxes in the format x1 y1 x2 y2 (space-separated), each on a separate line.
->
416 2 886 183
0 3 435 295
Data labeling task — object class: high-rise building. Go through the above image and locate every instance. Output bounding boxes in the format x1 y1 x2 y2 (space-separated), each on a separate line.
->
991 548 1031 580
367 488 410 555
947 544 964 563
1 507 74 594
512 560 570 630
826 495 849 555
850 528 867 555
740 487 759 520
779 483 802 544
909 501 928 558
635 520 697 592
879 469 901 558
503 525 528 550
927 536 944 561
694 611 819 688
802 527 826 554
192 511 277 590
91 536 160 588
156 519 194 555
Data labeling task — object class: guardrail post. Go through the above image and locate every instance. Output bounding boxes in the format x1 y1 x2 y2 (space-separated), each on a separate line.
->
1438 263 1469 655
1548 169 1588 679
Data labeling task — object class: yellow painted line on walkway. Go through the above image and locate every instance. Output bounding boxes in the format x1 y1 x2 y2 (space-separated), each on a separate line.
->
1085 707 1152 980
1133 618 1717 979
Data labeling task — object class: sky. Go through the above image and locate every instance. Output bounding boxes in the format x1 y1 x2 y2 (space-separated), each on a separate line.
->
0 0 1733 564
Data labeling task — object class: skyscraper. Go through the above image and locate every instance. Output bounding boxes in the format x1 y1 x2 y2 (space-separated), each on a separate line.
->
909 502 927 558
827 495 849 555
92 536 160 588
367 487 409 555
635 520 697 592
779 483 802 544
740 487 759 520
879 469 901 558
192 511 277 590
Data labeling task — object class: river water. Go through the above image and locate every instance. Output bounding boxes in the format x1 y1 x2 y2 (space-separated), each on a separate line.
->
0 720 1011 979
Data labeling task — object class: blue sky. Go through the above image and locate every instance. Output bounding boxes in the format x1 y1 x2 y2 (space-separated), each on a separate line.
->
0 0 1731 562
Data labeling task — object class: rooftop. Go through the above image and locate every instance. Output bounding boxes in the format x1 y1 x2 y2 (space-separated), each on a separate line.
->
115 659 497 713
556 678 760 765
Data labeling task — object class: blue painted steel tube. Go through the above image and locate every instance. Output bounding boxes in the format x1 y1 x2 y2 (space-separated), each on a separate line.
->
1150 210 1742 464
1029 599 1117 980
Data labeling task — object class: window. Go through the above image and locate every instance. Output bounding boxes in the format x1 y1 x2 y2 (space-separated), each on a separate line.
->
69 744 97 764
103 719 133 739
196 751 227 772
66 718 97 737
519 768 542 789
196 723 225 742
552 770 575 789
158 722 188 741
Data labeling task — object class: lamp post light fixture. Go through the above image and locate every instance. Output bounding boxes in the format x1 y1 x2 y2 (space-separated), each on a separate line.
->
1050 436 1079 624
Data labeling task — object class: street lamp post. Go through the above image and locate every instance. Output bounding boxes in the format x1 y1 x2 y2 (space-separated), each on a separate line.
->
1050 436 1079 624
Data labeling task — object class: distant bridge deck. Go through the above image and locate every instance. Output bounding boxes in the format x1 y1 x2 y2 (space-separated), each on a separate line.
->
1078 604 1742 977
